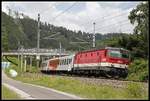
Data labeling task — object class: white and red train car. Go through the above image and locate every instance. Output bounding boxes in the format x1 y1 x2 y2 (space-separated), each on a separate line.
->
41 47 130 77
41 55 75 71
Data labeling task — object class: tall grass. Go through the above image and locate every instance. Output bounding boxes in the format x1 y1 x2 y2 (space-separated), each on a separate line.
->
13 73 148 99
125 82 148 99
2 85 21 99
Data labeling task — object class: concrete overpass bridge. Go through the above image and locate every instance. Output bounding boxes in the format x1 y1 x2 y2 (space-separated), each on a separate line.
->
2 52 69 57
2 49 75 71
2 48 74 57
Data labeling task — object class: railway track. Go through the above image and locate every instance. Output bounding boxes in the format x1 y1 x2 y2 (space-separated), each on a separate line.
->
41 71 148 89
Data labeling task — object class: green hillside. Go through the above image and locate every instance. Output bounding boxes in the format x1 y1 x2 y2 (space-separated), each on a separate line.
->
2 12 128 51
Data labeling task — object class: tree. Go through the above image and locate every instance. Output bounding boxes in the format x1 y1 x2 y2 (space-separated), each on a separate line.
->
128 2 149 58
2 26 9 51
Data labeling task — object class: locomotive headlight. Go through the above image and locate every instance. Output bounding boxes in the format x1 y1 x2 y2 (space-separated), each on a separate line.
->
118 60 123 63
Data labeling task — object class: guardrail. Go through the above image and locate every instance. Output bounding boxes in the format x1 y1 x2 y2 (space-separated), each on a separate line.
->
2 52 70 56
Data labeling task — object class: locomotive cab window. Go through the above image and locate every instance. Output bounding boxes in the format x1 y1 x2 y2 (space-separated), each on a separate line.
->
121 50 130 59
108 50 129 59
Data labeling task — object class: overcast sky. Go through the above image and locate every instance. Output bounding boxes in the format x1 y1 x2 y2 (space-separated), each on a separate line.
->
2 1 141 34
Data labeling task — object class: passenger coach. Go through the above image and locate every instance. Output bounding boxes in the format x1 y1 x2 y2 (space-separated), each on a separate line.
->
41 47 130 77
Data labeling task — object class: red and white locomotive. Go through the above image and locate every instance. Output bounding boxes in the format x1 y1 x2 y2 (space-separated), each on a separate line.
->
41 47 130 77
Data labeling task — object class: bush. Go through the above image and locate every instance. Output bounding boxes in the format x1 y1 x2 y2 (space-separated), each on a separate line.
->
127 58 148 81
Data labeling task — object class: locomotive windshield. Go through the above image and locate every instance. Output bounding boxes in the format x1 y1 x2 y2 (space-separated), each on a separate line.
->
108 50 129 59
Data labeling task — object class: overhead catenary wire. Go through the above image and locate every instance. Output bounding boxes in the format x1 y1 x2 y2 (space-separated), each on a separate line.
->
39 3 56 14
97 22 134 33
38 2 137 35
5 2 138 33
77 11 131 33
79 2 139 27
76 3 139 33
87 19 131 33
97 22 133 34
79 8 127 27
52 2 77 21
84 13 131 33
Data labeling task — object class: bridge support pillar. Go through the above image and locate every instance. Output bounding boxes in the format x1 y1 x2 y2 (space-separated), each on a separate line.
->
41 56 44 63
30 56 32 72
24 56 27 72
18 54 20 68
36 55 40 70
21 54 23 73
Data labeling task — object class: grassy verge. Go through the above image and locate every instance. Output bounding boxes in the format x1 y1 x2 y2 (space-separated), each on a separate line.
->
2 85 21 99
11 73 147 99
3 56 148 99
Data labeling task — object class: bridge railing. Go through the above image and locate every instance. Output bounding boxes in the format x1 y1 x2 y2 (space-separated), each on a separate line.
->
2 49 76 56
6 49 66 53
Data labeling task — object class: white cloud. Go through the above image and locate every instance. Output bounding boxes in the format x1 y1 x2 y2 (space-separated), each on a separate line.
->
2 1 140 34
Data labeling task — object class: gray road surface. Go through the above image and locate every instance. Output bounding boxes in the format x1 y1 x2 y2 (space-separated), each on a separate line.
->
2 70 82 99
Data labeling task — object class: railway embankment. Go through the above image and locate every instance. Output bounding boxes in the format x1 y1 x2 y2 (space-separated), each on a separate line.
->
3 56 148 99
4 71 148 99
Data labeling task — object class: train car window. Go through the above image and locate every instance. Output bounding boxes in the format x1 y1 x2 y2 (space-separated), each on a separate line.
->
68 59 70 64
67 59 69 65
91 53 93 56
71 59 72 63
64 59 66 65
59 60 61 65
85 54 87 57
61 60 63 65
65 59 67 65
70 59 72 63
63 59 65 65
66 59 67 65
64 60 66 65
66 59 68 65
67 59 68 65
60 60 62 65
